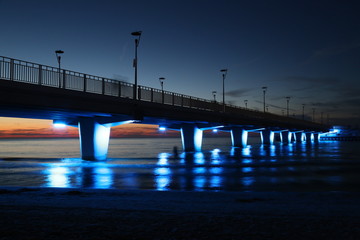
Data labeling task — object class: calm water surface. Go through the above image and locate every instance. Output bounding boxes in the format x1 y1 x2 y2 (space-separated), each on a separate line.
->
0 137 359 192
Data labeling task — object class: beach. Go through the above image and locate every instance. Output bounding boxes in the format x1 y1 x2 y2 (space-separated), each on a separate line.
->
0 188 359 240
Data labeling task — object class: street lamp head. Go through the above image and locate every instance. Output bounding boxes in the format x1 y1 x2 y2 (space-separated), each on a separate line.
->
262 86 267 92
220 69 228 73
131 31 142 36
212 91 217 94
55 50 64 55
159 77 165 81
286 96 291 100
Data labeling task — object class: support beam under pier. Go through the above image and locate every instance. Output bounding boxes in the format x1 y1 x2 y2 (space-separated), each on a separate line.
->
78 118 111 160
305 132 313 143
231 127 248 147
261 129 274 145
294 132 305 142
313 133 320 142
180 124 203 152
280 131 291 144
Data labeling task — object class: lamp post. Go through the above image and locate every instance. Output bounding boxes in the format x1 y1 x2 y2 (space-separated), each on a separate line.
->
266 105 269 112
131 31 142 99
159 77 165 104
212 91 217 102
55 50 64 88
262 86 267 112
286 96 290 117
220 69 228 112
302 104 305 120
244 99 248 109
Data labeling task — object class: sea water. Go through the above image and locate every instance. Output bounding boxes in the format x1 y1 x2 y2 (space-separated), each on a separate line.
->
0 137 359 192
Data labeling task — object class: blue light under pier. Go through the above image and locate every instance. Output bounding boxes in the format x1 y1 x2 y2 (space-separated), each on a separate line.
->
180 124 203 152
230 127 248 148
280 131 292 144
261 129 274 145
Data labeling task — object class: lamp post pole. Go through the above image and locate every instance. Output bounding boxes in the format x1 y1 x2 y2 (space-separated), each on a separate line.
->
159 77 165 104
131 31 142 100
286 96 290 117
220 69 228 112
55 50 64 88
262 87 267 112
244 99 248 109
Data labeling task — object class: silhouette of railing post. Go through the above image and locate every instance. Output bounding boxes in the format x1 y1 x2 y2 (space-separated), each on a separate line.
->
83 74 87 92
118 81 121 97
172 93 175 106
138 87 141 100
62 69 66 89
181 95 184 107
102 78 105 94
38 65 42 85
9 59 14 81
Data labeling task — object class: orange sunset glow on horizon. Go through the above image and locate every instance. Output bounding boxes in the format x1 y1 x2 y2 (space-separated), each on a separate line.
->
0 117 182 138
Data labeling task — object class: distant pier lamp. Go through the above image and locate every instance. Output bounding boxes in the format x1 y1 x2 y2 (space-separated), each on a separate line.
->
159 126 166 131
286 96 291 117
212 91 217 102
53 119 67 128
244 99 248 109
262 86 267 112
159 77 165 103
131 31 142 100
266 105 269 112
55 50 64 88
220 69 228 112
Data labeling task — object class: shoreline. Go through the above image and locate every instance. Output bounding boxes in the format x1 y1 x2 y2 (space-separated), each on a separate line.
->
0 187 359 239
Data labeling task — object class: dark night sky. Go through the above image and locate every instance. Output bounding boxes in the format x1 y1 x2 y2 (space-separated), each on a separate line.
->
1 0 360 127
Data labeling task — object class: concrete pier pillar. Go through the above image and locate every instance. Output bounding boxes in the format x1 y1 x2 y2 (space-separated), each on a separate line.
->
280 131 291 143
313 133 320 142
305 132 313 143
261 129 274 145
295 132 305 142
78 118 111 160
230 127 248 147
180 124 203 152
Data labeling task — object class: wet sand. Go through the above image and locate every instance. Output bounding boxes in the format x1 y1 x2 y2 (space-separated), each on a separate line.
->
0 188 359 240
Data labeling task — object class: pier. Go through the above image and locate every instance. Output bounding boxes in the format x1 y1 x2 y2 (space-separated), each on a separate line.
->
0 56 330 160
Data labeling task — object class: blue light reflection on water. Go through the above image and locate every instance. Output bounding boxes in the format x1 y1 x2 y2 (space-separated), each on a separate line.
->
0 139 359 192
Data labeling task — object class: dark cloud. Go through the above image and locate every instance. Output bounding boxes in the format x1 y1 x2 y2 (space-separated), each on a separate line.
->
225 88 254 98
112 74 129 82
312 43 360 58
280 76 338 84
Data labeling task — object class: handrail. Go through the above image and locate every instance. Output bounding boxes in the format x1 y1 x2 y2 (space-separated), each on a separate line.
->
0 56 325 129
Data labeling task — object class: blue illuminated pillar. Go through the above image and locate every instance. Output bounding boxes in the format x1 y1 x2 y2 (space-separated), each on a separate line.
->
313 133 320 142
295 132 304 142
280 131 291 143
305 132 313 143
231 127 248 147
78 118 111 160
180 124 203 152
261 129 274 145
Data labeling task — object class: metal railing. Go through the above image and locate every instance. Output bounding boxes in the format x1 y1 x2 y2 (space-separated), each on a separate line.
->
0 56 323 128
